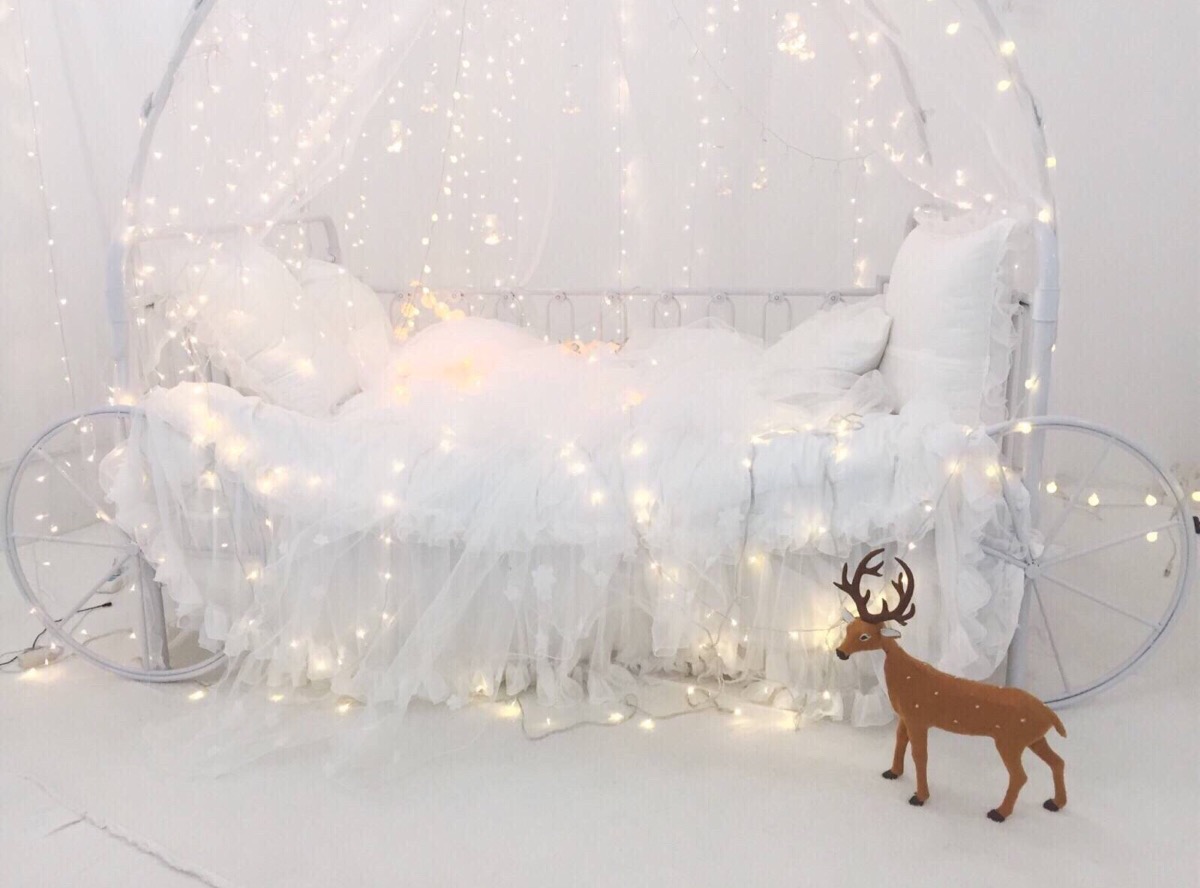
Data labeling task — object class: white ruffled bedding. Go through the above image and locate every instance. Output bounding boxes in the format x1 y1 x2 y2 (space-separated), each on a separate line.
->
103 318 1026 735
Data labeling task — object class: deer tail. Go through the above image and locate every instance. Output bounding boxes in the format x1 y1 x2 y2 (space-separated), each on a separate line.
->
1050 711 1066 738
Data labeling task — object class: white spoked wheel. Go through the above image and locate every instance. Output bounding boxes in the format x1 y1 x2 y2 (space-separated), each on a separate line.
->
986 417 1193 707
4 407 224 682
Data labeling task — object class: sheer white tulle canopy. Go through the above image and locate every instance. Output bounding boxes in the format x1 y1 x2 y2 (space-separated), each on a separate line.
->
64 1 1077 768
115 0 1053 390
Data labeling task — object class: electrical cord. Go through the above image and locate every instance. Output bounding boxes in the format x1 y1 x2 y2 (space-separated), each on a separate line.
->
0 601 113 669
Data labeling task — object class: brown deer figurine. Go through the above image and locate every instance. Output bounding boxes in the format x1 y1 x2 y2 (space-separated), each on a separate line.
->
834 549 1067 822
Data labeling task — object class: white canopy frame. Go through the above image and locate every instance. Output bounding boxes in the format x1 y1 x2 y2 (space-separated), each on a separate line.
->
5 0 1189 714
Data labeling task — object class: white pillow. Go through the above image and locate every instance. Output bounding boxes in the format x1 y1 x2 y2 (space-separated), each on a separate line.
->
766 296 893 375
158 238 362 415
761 297 892 405
878 216 1018 424
297 259 391 389
768 295 892 379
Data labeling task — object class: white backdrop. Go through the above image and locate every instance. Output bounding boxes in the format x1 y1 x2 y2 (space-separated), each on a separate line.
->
0 0 1195 475
0 0 191 462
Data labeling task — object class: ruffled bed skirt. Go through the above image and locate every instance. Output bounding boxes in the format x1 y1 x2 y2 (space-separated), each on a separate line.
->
102 377 1027 772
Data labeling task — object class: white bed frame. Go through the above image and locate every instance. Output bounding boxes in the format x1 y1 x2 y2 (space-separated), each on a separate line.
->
3 0 1191 709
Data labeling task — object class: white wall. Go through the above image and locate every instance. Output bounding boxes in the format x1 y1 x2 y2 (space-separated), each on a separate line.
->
0 0 190 464
1006 1 1199 475
0 1 1196 475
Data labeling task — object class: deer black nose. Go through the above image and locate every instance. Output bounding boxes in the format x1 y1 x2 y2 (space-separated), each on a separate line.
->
836 650 849 661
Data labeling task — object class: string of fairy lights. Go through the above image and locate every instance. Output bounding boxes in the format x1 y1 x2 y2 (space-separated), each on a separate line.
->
20 1 1194 746
11 0 76 407
316 0 1056 337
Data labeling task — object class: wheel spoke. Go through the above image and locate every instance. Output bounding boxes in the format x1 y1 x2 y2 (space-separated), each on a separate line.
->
1039 573 1158 629
1039 520 1176 569
11 533 137 553
54 553 135 625
1030 581 1071 694
31 446 118 526
1039 438 1114 551
996 464 1033 555
980 542 1028 569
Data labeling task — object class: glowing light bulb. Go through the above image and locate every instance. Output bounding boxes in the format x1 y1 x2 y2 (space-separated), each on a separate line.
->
1144 494 1158 507
188 689 207 701
775 14 815 60
1145 531 1159 543
386 120 405 153
1087 492 1100 507
639 718 655 730
945 22 960 35
1045 481 1058 494
997 79 1013 92
999 39 1017 56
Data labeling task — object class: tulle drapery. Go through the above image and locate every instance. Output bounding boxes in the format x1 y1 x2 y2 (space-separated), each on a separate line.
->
102 320 1026 770
121 0 1052 390
97 0 1047 770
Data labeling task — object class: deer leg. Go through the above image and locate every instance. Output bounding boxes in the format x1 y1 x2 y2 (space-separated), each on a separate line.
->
883 720 908 780
907 725 929 806
1030 737 1067 811
987 742 1028 822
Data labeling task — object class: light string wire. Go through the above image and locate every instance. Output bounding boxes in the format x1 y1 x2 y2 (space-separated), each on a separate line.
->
666 0 869 167
614 0 629 289
416 0 472 294
12 0 77 406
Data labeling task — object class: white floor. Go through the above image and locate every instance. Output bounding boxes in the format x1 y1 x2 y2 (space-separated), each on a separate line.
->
1 569 1197 888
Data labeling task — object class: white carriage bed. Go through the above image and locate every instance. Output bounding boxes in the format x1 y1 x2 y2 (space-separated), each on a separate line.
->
91 211 1035 734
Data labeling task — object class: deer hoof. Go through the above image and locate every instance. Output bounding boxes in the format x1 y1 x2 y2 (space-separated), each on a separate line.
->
987 809 1007 823
881 770 900 780
908 794 925 807
1043 800 1061 812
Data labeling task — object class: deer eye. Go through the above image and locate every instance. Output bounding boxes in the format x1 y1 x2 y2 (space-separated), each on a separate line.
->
859 633 871 642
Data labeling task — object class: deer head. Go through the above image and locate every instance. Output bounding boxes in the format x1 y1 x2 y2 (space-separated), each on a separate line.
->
834 548 916 660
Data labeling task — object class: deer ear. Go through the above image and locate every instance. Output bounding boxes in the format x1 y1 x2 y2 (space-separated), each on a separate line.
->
880 626 901 638
841 608 855 623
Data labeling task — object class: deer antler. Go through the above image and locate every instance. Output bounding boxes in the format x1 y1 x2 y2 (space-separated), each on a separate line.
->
834 549 917 625
885 557 917 625
834 548 885 620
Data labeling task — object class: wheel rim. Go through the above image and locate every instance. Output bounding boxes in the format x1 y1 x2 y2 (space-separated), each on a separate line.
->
4 407 224 682
986 417 1192 707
